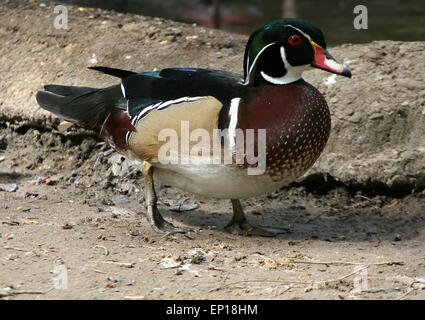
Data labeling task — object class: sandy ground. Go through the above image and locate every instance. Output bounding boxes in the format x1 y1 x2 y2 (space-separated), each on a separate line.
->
0 1 424 300
1 126 425 300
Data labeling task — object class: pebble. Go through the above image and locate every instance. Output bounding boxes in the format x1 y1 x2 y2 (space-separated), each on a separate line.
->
0 184 18 192
111 207 134 218
369 113 384 120
163 197 199 212
164 35 176 42
119 182 139 195
111 195 130 205
108 154 132 177
397 79 422 90
366 51 383 60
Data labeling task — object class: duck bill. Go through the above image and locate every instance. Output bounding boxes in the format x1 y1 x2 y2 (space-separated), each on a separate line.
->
311 41 351 78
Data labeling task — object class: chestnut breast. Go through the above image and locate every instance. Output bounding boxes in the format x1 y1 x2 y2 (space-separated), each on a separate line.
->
239 80 331 181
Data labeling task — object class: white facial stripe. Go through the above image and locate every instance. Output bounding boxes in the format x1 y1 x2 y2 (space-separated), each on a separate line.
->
285 25 312 42
260 46 310 85
281 45 288 65
243 42 277 85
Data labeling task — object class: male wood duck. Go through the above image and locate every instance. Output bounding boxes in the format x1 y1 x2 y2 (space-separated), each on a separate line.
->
37 18 351 236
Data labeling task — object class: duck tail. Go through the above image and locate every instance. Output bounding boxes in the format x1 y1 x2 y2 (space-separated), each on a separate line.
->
36 83 124 130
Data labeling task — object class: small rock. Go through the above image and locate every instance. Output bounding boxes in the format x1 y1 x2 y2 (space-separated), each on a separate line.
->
29 177 47 185
268 190 280 199
89 53 98 65
111 195 130 205
24 192 39 199
121 22 139 32
324 74 337 87
413 278 425 290
164 35 176 42
397 79 422 90
366 51 383 60
234 254 247 262
46 176 60 185
6 253 19 261
369 113 384 120
111 207 134 218
119 183 139 195
189 253 205 265
0 184 18 192
159 257 181 269
108 154 131 177
163 197 199 212
0 287 13 297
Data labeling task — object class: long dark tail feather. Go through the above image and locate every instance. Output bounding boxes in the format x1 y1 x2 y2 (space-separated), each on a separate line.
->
88 66 137 79
36 84 123 129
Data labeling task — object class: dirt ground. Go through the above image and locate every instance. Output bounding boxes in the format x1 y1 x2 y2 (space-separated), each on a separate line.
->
1 126 425 300
0 1 425 300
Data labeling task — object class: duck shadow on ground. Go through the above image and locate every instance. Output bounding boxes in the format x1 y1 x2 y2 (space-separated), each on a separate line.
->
158 202 425 242
0 172 30 183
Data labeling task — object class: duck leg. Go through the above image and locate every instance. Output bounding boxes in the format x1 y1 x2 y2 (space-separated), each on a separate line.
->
224 199 289 237
143 161 192 234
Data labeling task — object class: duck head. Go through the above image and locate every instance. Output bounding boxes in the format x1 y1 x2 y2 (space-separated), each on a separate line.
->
243 18 351 85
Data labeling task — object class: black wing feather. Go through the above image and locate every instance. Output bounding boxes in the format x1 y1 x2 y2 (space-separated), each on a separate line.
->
121 68 244 128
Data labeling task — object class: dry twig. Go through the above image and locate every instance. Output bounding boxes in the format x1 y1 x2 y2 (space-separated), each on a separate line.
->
0 286 54 298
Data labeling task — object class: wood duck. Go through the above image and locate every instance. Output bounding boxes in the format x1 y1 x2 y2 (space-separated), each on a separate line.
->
36 18 351 236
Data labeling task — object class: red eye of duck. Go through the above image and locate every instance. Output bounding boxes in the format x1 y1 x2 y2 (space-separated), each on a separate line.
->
288 35 302 46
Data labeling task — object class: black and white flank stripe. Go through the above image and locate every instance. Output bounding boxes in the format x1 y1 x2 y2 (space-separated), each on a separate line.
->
124 96 207 144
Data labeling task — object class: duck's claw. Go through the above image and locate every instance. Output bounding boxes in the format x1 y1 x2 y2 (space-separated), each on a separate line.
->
147 206 193 234
224 219 289 237
225 199 289 237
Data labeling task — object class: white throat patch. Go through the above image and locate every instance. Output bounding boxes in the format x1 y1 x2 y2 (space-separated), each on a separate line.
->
261 46 310 85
